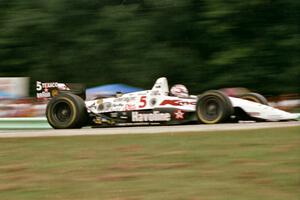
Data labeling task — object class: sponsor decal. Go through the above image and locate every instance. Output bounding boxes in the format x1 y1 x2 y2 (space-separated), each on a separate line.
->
87 102 97 110
113 97 136 103
42 82 59 88
110 113 118 118
132 111 171 122
97 102 115 111
174 110 185 120
150 98 157 106
51 89 59 97
150 91 161 96
160 100 196 106
113 103 124 108
37 92 51 98
125 104 136 111
104 102 112 110
110 103 125 111
37 81 69 93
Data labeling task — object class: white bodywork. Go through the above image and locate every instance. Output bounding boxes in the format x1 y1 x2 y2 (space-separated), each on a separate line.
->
86 78 196 113
230 97 298 121
85 77 298 122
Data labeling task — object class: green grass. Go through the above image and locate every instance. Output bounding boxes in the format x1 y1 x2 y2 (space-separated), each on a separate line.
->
0 127 299 200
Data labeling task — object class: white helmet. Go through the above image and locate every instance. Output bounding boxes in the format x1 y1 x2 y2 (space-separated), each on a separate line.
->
170 84 189 98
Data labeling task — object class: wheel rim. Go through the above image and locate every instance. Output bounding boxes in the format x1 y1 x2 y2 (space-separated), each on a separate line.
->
199 97 222 122
53 102 72 122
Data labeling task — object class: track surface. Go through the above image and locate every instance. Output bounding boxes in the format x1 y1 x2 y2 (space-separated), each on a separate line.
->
0 121 299 138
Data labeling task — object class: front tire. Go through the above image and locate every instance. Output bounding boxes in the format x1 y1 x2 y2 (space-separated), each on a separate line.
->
46 93 88 129
196 90 233 124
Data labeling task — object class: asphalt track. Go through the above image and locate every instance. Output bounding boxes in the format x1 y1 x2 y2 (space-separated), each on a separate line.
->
0 121 299 138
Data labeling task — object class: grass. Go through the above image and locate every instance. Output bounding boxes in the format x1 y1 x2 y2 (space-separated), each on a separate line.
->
0 127 299 200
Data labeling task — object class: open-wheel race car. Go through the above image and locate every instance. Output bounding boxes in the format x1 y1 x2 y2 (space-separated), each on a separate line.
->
37 77 299 129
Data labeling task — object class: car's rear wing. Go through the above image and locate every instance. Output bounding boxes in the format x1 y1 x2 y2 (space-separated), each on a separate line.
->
36 81 86 99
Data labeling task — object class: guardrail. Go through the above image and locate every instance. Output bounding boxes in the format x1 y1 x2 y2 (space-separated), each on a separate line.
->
0 117 51 129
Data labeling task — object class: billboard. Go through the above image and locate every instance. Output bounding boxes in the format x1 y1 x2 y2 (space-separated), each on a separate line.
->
0 77 29 98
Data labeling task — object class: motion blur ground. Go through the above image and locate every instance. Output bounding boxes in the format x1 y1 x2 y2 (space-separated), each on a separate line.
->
0 127 299 200
0 121 299 138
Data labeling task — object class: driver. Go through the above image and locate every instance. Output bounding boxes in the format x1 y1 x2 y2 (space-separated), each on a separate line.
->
170 84 189 98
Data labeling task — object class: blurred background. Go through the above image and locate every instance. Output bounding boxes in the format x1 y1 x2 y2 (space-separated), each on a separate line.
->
0 0 299 117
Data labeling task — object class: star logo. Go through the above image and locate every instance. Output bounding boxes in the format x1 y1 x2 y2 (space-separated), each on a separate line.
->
174 110 184 120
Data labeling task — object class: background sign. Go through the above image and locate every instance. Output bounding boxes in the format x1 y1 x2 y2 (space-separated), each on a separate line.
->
0 77 29 98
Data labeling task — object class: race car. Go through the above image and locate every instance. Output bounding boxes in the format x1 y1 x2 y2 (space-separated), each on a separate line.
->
37 77 299 129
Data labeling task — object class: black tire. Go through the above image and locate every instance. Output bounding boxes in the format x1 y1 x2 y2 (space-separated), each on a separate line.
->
46 93 88 129
196 90 233 124
239 92 268 105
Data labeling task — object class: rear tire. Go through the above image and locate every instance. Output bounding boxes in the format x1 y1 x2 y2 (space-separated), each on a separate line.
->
46 93 88 129
239 92 268 105
196 90 233 124
61 84 86 100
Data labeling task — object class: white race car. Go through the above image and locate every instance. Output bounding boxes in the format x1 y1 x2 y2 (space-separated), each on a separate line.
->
38 77 298 129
